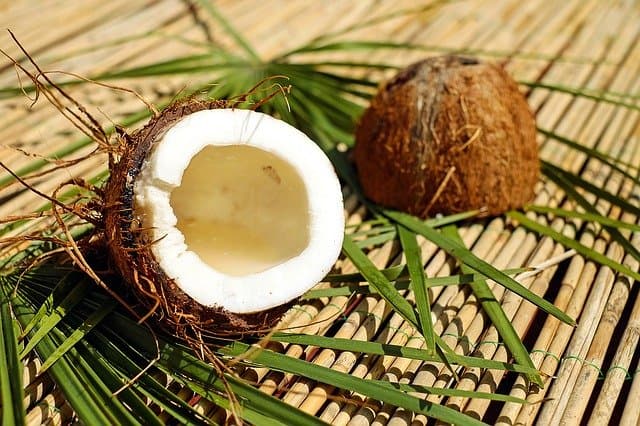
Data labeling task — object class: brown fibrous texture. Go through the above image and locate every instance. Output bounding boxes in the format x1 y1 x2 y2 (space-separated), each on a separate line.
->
104 99 290 339
354 55 539 217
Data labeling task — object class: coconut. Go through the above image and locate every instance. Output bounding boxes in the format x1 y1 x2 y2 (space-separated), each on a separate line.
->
104 100 344 337
354 55 539 217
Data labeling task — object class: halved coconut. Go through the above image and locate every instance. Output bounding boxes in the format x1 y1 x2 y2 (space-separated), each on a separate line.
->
105 100 344 336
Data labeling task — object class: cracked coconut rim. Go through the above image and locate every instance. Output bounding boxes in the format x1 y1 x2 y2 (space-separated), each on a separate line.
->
133 109 344 314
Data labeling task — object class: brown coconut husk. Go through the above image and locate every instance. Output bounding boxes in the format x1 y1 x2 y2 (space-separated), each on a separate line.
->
354 55 539 217
104 99 291 339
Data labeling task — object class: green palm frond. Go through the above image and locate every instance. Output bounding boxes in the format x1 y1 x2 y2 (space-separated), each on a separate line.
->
397 225 436 351
0 285 26 426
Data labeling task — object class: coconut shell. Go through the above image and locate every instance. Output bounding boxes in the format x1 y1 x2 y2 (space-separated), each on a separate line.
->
104 99 290 338
354 55 539 217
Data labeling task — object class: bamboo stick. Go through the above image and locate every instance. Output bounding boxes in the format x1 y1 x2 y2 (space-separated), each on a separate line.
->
22 374 53 412
25 391 65 426
561 155 640 424
589 255 640 425
41 401 73 426
619 344 640 426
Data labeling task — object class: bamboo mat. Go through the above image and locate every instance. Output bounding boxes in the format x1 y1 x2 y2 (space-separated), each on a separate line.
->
1 0 640 425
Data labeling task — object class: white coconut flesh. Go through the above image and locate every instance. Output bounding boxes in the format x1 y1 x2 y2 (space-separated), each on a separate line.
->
134 109 344 314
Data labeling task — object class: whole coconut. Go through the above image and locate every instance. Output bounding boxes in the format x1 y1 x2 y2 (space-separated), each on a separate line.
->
354 55 539 217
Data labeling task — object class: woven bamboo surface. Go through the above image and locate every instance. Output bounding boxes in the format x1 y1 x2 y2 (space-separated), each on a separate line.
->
1 0 640 425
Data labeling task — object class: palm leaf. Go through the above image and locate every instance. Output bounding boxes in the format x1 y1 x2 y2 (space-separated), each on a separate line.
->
540 128 640 180
19 278 90 358
522 81 640 110
91 330 210 425
384 210 576 326
441 225 542 387
268 333 540 375
218 342 487 426
508 211 640 282
0 285 26 426
525 205 640 232
89 330 213 425
195 0 261 61
38 299 117 375
342 235 422 331
542 163 640 264
9 287 125 424
397 225 436 351
304 267 529 299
